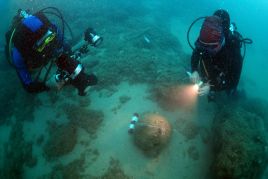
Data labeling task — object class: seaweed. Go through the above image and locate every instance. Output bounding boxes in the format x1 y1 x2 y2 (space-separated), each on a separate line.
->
0 85 40 124
175 117 200 141
43 103 104 161
112 95 131 114
0 89 16 125
199 127 211 144
187 145 199 161
36 134 45 146
85 15 188 91
211 104 268 179
240 98 268 122
101 158 130 179
2 121 37 178
64 104 104 135
43 122 77 161
89 158 131 179
14 94 41 122
119 95 131 104
39 158 85 179
78 97 91 107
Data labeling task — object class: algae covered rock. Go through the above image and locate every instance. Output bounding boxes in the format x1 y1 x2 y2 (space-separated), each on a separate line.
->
134 113 171 157
40 158 85 179
91 158 130 179
44 122 77 161
175 115 200 141
64 104 104 136
2 121 37 178
211 105 268 179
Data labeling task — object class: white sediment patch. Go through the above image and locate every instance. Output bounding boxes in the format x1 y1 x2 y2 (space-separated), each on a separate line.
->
19 82 214 178
84 82 213 178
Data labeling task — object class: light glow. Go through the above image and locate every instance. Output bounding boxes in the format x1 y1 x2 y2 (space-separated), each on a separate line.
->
168 85 199 109
193 84 199 92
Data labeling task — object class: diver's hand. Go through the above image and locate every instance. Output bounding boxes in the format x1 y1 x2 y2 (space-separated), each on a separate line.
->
198 83 210 96
26 82 50 93
190 71 200 84
55 80 67 90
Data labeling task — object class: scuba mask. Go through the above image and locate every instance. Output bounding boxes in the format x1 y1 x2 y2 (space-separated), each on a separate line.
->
196 15 225 55
198 35 225 55
34 29 56 52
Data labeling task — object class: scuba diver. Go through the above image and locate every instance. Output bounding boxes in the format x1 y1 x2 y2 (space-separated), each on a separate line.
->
187 9 252 101
5 8 103 96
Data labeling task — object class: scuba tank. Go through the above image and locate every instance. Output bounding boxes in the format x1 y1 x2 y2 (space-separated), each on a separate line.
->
5 9 31 63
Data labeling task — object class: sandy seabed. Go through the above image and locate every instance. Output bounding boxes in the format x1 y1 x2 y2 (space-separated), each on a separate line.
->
19 82 214 179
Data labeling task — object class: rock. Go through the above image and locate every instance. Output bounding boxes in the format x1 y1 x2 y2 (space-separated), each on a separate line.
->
199 127 211 144
89 158 130 179
187 145 199 160
86 59 99 69
25 156 38 168
134 113 171 157
211 104 268 179
40 158 85 179
36 135 45 146
119 96 131 104
64 104 104 135
175 116 200 141
2 121 36 178
44 122 77 161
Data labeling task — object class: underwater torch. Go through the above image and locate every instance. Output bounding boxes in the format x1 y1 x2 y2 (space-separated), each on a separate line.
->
187 71 203 93
193 81 203 92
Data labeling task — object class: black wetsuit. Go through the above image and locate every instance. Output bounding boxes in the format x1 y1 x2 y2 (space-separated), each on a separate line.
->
191 30 243 92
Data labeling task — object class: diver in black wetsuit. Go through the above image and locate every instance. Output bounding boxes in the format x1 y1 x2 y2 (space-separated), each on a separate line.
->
5 8 102 96
189 9 245 100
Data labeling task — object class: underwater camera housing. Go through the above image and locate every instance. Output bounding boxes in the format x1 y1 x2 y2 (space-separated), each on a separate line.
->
84 27 103 47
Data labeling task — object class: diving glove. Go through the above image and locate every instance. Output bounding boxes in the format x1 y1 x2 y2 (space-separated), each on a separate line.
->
71 71 97 96
26 82 50 93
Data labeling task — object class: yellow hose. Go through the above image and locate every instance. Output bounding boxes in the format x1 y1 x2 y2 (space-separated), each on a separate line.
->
8 28 16 65
202 59 209 78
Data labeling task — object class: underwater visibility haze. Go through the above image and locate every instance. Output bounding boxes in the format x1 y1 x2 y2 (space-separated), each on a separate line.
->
0 0 268 178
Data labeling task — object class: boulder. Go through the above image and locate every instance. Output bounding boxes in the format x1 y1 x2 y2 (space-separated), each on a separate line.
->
44 122 77 161
211 105 268 179
134 113 171 157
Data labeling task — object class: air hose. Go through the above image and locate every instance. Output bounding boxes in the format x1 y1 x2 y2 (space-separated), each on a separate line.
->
8 28 17 66
7 7 73 82
39 7 74 43
240 38 253 60
187 16 206 50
